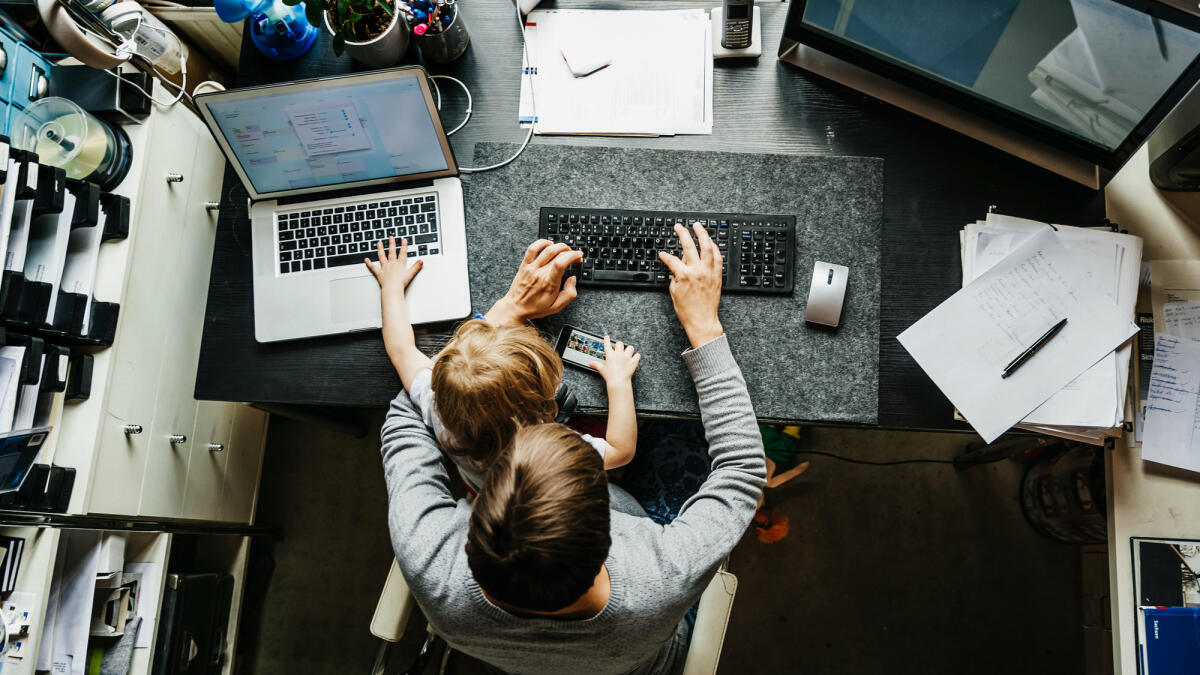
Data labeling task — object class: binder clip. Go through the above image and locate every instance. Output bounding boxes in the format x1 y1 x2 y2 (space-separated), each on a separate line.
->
32 164 65 218
40 343 68 393
65 351 93 400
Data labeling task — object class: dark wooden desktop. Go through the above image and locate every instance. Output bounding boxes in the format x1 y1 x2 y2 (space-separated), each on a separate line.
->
194 0 1106 431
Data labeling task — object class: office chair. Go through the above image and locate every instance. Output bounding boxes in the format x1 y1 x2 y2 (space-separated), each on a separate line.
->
369 558 738 675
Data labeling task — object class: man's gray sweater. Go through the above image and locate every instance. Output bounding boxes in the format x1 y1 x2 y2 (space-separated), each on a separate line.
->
380 335 766 674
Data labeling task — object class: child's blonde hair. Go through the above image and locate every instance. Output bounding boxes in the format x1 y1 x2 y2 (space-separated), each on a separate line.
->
431 319 562 469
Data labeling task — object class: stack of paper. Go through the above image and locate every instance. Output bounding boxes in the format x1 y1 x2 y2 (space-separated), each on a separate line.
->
898 214 1141 444
518 9 713 136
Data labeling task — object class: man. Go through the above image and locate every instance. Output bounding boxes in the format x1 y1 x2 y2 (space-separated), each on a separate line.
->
381 223 766 674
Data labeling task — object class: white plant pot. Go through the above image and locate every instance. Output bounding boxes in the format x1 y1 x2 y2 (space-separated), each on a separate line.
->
324 4 409 68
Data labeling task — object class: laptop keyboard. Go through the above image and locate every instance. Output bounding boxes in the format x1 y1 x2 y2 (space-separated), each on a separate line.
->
276 194 441 274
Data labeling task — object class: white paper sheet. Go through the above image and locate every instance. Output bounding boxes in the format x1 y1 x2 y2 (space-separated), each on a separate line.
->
0 159 21 277
12 353 42 431
1162 301 1200 339
963 214 1142 431
60 209 107 333
123 561 162 648
46 531 101 675
900 227 1138 443
519 9 712 136
1143 334 1200 473
24 191 77 323
0 346 24 434
5 199 34 272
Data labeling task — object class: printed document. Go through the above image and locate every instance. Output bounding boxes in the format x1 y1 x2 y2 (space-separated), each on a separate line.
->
1143 334 1200 473
900 227 1137 443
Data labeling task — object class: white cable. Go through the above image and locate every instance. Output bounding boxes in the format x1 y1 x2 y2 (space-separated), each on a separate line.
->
74 9 190 108
428 74 472 135
457 0 535 173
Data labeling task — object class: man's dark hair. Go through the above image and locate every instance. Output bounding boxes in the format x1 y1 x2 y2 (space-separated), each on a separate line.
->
466 423 611 612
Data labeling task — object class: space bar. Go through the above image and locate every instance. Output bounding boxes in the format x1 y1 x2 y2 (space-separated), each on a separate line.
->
593 270 654 283
327 253 371 269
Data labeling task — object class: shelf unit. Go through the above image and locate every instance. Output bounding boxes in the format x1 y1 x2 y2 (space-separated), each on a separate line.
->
23 85 270 523
0 525 253 675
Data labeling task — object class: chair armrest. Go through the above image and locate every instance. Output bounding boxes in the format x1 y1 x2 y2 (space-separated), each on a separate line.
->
681 569 738 675
371 559 417 642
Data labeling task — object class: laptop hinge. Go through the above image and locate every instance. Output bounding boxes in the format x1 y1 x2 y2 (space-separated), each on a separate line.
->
276 179 436 206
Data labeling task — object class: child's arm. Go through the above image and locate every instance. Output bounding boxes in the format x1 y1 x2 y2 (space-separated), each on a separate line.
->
588 336 642 469
365 237 434 391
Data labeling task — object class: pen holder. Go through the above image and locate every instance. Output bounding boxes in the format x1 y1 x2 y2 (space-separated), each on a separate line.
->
414 4 469 64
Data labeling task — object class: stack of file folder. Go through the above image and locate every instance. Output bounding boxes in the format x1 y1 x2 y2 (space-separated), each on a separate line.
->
898 212 1142 444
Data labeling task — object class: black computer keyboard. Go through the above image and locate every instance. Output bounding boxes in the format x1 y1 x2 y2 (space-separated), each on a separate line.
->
275 193 441 274
539 208 796 294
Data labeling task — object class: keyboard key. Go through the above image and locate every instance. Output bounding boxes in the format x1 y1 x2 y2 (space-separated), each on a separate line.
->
414 233 438 244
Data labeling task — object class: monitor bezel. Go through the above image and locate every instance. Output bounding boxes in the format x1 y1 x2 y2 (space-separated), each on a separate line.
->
782 0 1200 172
195 66 458 202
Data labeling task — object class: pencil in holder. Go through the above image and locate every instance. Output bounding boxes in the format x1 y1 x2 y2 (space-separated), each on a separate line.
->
414 3 468 63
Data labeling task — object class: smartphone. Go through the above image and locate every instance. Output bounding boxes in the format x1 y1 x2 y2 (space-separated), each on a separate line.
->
721 0 753 50
555 325 614 373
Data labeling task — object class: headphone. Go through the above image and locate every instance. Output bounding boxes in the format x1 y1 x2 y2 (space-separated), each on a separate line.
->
554 383 577 424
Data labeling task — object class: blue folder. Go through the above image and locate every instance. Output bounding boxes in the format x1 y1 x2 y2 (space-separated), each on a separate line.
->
1141 607 1200 674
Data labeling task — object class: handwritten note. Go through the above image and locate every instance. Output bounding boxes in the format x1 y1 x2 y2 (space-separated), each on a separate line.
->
1143 334 1200 473
1162 302 1200 339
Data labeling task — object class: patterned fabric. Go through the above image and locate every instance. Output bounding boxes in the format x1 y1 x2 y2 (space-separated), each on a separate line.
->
617 420 713 526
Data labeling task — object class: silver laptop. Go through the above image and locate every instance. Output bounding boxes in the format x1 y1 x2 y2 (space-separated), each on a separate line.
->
196 67 471 343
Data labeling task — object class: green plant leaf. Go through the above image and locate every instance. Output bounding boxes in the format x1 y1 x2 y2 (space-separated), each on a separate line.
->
337 0 349 18
332 33 346 54
375 0 393 16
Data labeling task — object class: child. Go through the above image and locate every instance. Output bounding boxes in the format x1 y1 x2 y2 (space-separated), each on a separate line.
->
365 237 641 490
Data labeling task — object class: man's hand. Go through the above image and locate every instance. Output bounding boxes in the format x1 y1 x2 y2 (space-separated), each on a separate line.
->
365 236 423 294
658 223 725 349
486 239 583 325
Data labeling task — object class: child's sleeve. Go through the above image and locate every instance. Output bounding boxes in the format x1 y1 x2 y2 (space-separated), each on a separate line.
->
408 368 441 431
579 433 609 460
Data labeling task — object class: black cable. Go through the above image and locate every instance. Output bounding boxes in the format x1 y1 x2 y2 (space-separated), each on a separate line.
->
774 449 1010 467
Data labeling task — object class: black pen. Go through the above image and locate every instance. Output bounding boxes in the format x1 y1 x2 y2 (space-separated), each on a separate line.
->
1001 318 1068 379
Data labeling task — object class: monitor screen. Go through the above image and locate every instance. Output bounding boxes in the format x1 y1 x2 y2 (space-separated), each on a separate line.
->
202 72 452 197
797 0 1200 155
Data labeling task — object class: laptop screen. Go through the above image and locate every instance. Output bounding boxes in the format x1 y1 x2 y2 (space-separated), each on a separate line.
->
197 68 456 200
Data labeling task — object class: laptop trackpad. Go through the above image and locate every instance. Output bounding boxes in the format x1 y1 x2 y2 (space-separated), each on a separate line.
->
329 276 381 323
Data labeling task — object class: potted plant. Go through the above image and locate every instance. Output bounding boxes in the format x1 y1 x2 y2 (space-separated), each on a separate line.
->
288 0 409 67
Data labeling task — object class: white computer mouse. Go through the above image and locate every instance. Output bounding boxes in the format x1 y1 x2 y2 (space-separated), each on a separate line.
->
804 261 849 327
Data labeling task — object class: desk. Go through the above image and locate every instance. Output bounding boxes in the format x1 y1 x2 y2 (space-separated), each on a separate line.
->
195 0 1105 429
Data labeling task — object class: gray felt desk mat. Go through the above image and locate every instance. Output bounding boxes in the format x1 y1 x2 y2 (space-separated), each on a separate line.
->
463 143 882 424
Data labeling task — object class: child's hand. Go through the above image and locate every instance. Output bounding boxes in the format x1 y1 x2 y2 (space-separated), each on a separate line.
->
365 237 423 293
589 336 641 385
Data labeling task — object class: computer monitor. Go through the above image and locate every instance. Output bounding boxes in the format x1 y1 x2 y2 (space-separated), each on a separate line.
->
780 0 1200 188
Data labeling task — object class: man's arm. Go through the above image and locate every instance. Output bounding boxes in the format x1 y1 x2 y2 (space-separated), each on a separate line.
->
662 335 765 565
379 389 464 591
656 223 766 577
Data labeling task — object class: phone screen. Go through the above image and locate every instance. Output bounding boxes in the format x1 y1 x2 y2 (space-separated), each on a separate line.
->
561 328 606 368
727 3 749 19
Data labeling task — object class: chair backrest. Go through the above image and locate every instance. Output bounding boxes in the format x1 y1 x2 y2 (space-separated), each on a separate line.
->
371 559 416 643
681 569 739 675
371 559 739 675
